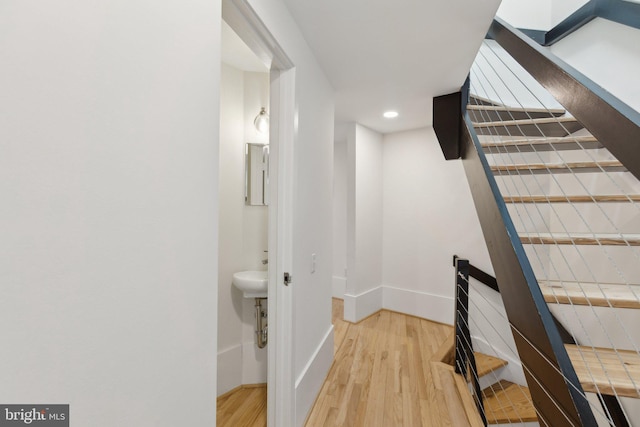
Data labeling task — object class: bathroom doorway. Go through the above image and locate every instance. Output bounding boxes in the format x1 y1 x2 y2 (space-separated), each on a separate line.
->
217 17 270 423
218 2 296 426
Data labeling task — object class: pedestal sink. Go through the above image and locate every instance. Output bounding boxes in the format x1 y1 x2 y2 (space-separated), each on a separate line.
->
233 270 268 298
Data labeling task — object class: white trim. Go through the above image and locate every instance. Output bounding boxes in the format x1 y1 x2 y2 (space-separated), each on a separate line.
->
332 275 346 299
221 2 296 426
294 325 334 427
269 66 296 427
343 285 455 326
217 344 243 397
343 286 383 323
382 286 454 326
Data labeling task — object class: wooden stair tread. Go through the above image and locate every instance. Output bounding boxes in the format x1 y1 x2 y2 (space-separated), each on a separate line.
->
475 352 509 377
468 105 566 121
482 380 538 424
468 104 565 115
540 281 640 309
474 116 579 127
431 362 485 427
492 160 626 175
470 95 505 107
566 345 640 398
474 116 583 137
504 194 640 203
482 135 601 152
519 232 640 246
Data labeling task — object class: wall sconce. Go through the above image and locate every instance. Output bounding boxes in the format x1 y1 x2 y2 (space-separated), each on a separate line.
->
254 107 269 134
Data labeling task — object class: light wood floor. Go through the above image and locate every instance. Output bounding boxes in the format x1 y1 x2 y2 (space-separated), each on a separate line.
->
217 384 267 427
306 299 454 426
217 299 454 426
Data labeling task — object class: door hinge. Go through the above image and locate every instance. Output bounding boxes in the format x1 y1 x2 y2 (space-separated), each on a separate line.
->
283 272 292 286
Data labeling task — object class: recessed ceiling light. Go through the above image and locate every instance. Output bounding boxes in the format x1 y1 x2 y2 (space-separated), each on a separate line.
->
383 111 399 119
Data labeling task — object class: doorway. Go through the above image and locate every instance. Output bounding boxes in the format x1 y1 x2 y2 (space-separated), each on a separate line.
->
219 1 296 426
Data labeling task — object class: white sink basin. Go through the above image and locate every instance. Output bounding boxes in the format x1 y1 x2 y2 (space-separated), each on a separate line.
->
233 270 268 298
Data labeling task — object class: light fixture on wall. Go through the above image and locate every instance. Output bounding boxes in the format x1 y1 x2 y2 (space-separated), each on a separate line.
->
254 107 270 134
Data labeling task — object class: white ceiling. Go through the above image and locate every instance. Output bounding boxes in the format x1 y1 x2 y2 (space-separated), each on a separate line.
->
222 1 501 138
281 0 501 136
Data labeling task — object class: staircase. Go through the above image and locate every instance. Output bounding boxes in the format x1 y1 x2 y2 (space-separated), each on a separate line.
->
466 97 640 424
431 332 539 425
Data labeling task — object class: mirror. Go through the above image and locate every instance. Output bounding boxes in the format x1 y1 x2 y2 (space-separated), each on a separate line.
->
245 143 269 206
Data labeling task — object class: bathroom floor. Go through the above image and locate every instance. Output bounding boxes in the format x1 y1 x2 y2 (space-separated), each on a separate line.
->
217 384 267 427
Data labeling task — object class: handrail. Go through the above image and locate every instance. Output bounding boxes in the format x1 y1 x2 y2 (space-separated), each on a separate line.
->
453 257 487 426
435 15 640 427
433 15 640 426
453 255 630 427
513 0 640 46
452 255 498 292
434 85 599 427
488 17 640 181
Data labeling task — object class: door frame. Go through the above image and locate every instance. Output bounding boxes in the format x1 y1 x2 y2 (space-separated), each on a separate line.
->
221 1 296 425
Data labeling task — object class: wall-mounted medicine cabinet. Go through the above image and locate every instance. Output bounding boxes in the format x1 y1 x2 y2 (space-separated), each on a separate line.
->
245 143 269 206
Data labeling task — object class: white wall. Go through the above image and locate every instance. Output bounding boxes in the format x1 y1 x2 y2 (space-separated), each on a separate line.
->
0 1 221 426
382 127 493 324
497 0 590 30
217 64 269 395
551 17 640 114
551 0 590 27
345 124 384 322
218 63 246 395
332 139 348 298
497 0 553 30
244 1 336 425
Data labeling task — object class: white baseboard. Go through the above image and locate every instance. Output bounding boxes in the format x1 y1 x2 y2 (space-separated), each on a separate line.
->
242 340 268 385
343 286 383 323
295 325 334 427
217 344 243 396
332 275 346 299
382 286 454 325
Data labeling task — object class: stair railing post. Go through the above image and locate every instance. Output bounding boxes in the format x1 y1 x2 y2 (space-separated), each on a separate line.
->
454 256 488 426
454 256 470 378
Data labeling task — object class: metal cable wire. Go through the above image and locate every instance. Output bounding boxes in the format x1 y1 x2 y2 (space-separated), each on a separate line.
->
473 43 640 361
464 40 640 425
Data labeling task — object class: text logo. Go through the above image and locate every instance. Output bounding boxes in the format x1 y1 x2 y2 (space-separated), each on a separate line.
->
0 405 68 426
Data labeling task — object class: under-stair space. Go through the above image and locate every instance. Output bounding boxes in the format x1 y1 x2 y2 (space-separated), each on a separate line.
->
430 325 540 426
459 36 640 426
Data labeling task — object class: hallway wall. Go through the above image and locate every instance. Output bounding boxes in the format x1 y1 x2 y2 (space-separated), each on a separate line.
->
0 1 221 425
382 127 492 324
337 126 492 324
345 124 384 322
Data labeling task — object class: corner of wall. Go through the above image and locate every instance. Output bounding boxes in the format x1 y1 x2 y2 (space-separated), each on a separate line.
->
343 286 383 323
382 286 454 326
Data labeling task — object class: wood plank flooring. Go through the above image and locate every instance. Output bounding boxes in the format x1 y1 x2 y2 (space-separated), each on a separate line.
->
305 300 454 426
217 384 267 427
217 299 456 426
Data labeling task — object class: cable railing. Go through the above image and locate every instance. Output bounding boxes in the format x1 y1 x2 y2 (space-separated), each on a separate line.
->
434 16 640 427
